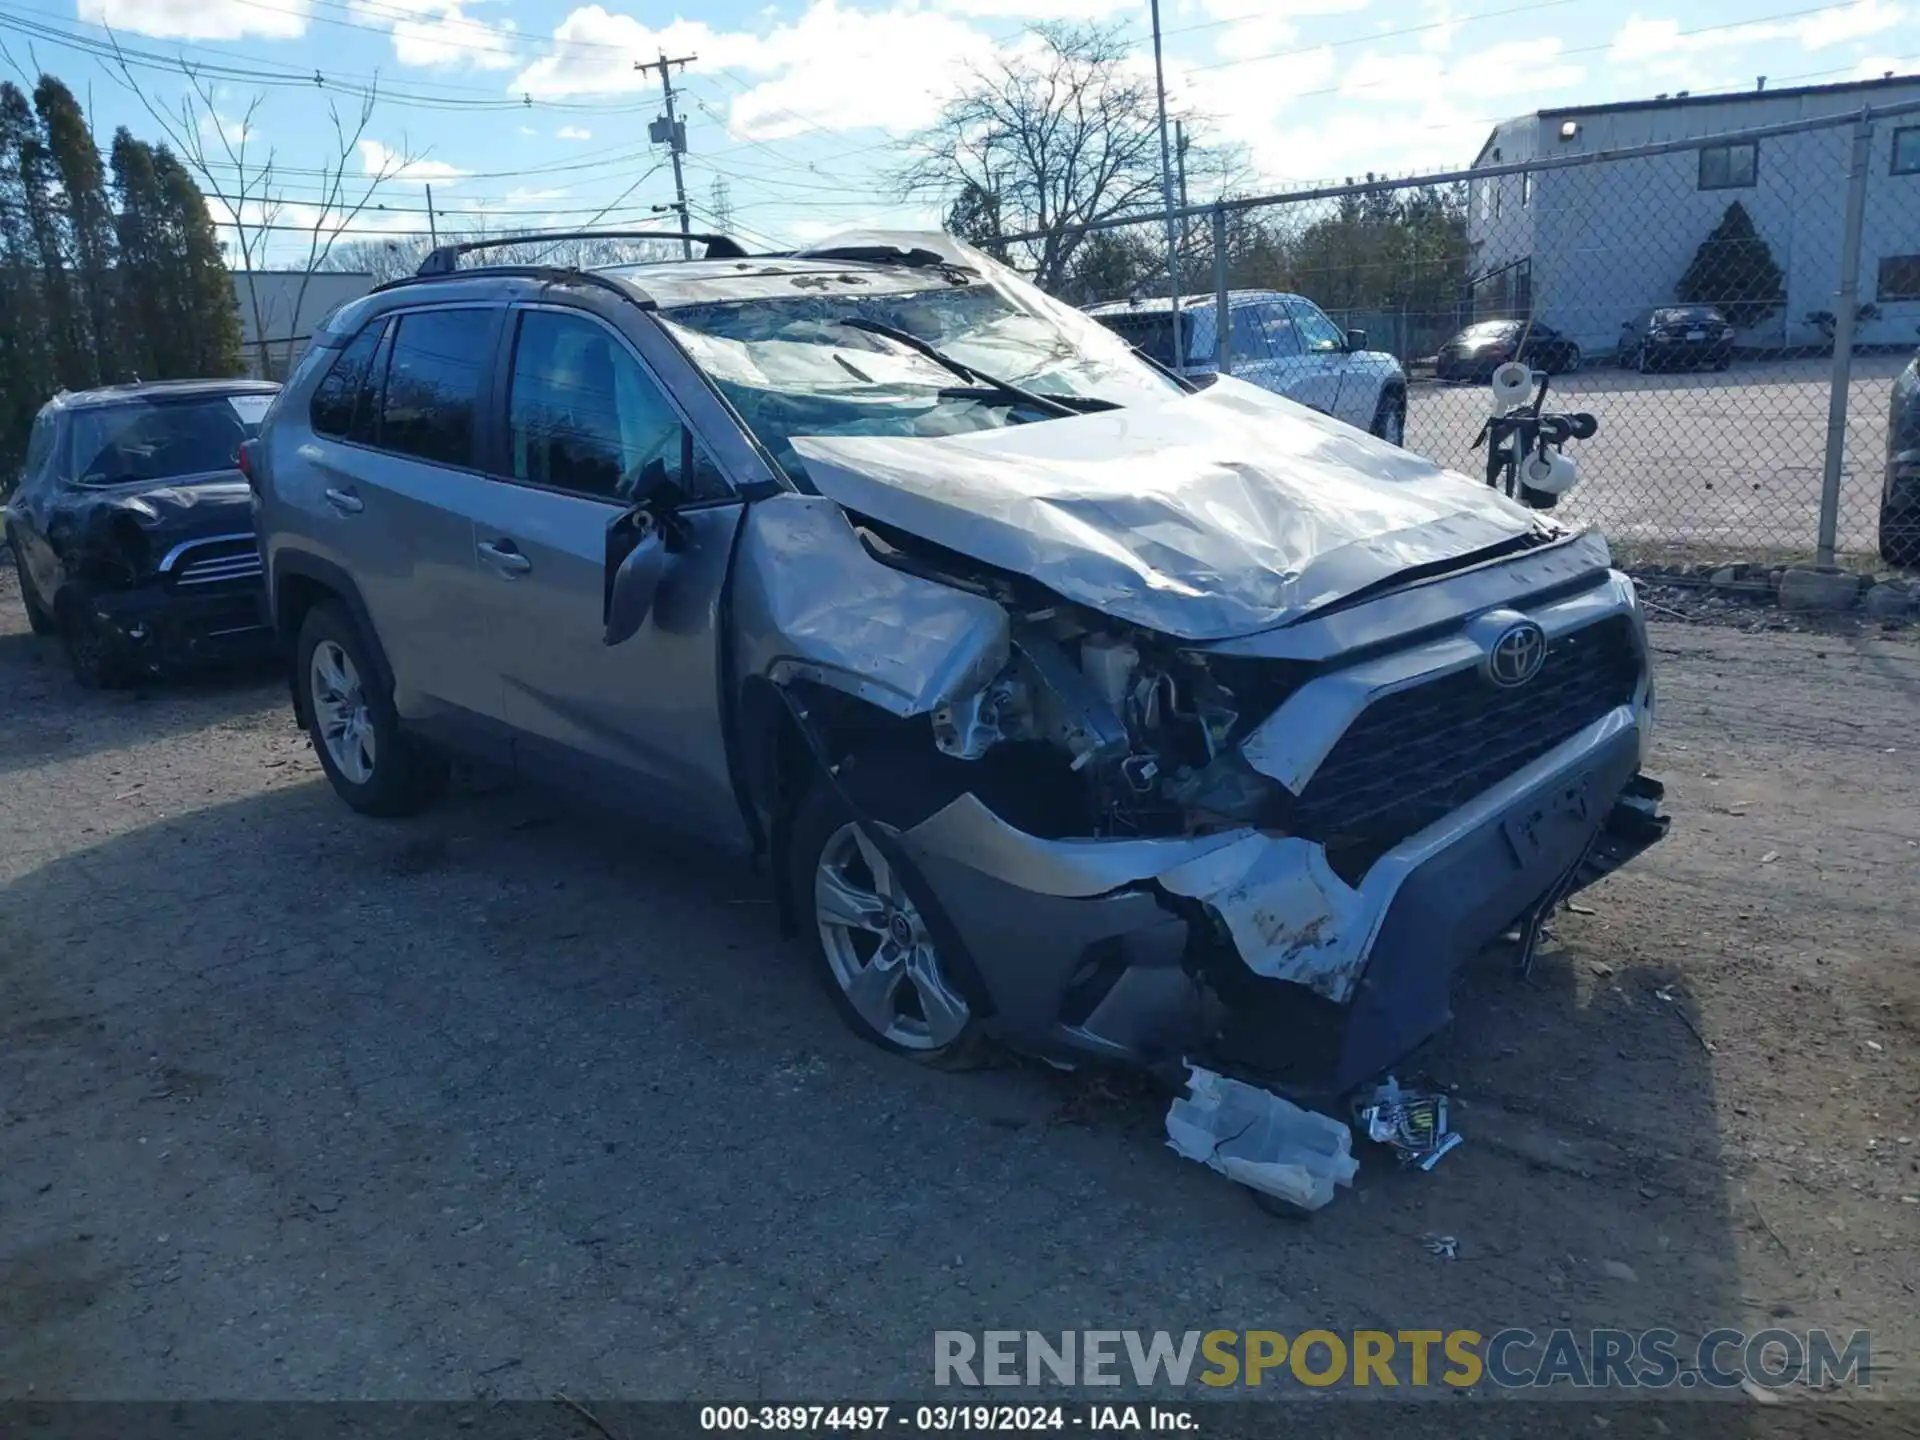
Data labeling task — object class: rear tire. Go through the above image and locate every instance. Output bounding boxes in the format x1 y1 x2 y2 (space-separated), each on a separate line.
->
1562 345 1582 374
297 600 447 817
1369 387 1406 447
9 540 55 636
1881 485 1920 569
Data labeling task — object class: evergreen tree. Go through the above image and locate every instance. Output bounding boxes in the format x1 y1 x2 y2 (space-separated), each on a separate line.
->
109 128 168 380
155 146 243 376
34 76 119 385
6 82 84 391
0 83 55 486
1675 200 1785 329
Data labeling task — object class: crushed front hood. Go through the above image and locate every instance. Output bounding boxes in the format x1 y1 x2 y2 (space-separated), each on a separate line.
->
792 377 1551 641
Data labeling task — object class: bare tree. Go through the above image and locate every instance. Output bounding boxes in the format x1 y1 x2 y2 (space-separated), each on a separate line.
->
895 24 1238 293
107 48 418 377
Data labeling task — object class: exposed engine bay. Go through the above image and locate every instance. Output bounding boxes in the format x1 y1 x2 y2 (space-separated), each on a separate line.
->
841 518 1299 842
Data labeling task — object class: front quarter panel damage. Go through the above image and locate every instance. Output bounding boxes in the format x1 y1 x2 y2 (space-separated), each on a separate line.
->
732 493 1010 718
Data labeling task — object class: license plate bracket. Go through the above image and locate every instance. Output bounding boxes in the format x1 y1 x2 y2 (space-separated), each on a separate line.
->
1503 774 1593 869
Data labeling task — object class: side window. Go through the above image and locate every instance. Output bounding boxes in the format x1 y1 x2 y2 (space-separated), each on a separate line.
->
1233 305 1302 362
505 309 729 502
379 308 493 468
22 411 57 485
1290 300 1348 354
309 320 386 443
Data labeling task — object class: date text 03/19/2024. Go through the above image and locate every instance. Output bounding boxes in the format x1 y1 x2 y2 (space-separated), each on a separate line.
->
697 1406 1198 1432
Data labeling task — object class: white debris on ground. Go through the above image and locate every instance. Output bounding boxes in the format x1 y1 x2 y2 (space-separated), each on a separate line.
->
1164 1064 1358 1212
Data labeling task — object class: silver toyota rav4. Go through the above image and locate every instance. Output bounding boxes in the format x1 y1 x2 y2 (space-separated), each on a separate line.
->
252 228 1666 1096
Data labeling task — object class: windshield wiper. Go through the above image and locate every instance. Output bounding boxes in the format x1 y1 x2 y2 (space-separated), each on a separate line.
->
933 386 1118 414
837 318 1115 419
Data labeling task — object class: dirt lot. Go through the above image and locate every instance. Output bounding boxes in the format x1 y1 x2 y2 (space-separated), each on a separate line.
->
2 562 1917 1409
1405 353 1908 557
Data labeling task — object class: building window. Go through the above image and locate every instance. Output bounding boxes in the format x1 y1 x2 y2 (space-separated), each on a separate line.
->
1879 254 1920 302
1894 127 1920 176
1698 142 1758 190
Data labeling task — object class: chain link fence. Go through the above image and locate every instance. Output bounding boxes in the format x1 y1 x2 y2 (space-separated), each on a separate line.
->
1046 94 1920 570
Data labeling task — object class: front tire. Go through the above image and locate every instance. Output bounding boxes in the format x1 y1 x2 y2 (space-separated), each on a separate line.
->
58 599 133 689
1561 345 1582 374
1369 387 1406 447
789 779 984 1068
9 540 55 636
297 601 446 816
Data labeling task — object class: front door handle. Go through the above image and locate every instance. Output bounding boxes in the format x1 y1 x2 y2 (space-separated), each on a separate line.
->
324 486 364 514
477 539 532 577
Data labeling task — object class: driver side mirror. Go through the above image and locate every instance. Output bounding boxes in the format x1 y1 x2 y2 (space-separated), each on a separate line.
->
1345 328 1367 352
602 463 691 646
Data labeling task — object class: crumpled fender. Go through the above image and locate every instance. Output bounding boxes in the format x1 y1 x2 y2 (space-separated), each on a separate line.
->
731 492 1010 716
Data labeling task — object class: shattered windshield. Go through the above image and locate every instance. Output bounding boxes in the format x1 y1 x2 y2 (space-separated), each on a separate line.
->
658 277 1178 483
70 396 263 487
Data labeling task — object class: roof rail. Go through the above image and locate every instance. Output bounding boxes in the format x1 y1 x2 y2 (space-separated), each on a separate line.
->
416 229 751 276
370 265 655 307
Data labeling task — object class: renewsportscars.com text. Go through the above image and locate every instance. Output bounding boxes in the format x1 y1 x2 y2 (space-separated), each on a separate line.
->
933 1328 1871 1391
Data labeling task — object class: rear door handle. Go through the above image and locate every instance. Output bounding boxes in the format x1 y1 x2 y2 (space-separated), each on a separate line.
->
323 487 364 515
477 539 532 577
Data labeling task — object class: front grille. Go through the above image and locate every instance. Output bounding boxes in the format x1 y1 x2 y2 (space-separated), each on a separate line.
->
1290 616 1641 884
165 537 263 590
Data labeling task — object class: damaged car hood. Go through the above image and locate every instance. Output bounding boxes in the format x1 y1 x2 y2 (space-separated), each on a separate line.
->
792 377 1552 641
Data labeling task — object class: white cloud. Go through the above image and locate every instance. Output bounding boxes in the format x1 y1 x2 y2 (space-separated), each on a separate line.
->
198 110 257 148
504 186 572 204
1610 0 1906 75
1191 0 1366 62
1852 55 1911 80
519 125 539 136
358 139 471 185
77 0 309 40
555 125 594 140
511 0 995 139
345 0 519 68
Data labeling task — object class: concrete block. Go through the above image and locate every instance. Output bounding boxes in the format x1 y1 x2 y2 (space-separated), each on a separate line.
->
1778 568 1861 613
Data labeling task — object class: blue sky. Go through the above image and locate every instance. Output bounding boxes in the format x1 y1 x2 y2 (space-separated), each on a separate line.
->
2 0 1912 263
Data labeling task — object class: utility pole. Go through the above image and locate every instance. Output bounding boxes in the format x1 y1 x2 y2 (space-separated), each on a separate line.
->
1174 121 1191 294
638 51 696 258
425 183 437 247
1149 0 1184 370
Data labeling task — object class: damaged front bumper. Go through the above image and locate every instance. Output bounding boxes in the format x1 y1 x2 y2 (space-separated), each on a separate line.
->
84 580 273 678
891 698 1663 1097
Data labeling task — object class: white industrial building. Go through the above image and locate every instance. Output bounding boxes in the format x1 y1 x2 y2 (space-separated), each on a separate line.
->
231 270 376 379
1468 74 1920 354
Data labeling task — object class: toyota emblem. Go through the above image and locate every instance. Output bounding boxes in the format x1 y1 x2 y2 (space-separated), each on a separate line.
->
1485 619 1548 688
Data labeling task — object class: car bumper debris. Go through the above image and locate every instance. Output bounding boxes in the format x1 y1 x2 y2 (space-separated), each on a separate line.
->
1164 1063 1358 1212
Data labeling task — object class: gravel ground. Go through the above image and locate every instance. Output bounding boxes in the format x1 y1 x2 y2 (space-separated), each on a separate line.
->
1404 353 1907 556
2 562 1918 1407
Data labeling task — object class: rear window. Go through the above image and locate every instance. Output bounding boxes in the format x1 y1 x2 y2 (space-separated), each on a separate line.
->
1092 310 1211 367
69 396 264 486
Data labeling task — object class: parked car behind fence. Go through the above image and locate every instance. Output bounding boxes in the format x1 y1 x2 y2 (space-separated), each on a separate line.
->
1617 306 1736 373
1085 291 1410 446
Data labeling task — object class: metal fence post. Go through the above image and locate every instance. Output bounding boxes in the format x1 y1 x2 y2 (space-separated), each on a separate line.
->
1817 110 1874 568
1213 205 1230 377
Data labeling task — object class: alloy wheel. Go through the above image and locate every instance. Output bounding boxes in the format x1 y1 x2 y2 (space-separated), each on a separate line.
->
813 821 970 1051
310 639 376 785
